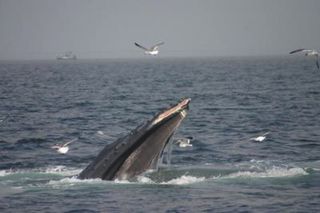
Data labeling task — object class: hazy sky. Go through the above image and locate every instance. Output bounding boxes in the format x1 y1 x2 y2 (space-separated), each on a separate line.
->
0 0 319 60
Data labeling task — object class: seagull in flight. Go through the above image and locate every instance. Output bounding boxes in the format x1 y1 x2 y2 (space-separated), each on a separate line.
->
249 132 270 142
174 136 193 148
134 42 164 56
290 49 319 69
51 138 78 154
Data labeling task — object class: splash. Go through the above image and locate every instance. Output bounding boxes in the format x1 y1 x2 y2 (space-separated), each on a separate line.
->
0 170 9 177
163 175 206 185
48 176 104 186
114 179 132 184
136 176 154 184
116 175 206 185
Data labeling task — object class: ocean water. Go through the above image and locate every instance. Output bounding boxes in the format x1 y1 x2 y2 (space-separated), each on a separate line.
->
0 57 319 212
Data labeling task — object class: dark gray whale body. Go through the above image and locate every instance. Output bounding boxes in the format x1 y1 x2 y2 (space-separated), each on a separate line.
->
78 98 191 181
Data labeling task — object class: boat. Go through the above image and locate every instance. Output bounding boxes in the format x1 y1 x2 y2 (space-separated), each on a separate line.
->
56 51 77 60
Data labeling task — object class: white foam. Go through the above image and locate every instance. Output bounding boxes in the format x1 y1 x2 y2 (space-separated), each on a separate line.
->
0 166 82 177
226 167 308 179
114 179 132 184
161 175 206 185
113 176 154 184
0 170 10 176
115 175 206 185
137 176 154 184
43 166 82 176
0 168 24 176
48 176 104 186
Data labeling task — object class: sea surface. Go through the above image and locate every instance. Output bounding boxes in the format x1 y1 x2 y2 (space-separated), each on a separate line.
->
0 56 319 212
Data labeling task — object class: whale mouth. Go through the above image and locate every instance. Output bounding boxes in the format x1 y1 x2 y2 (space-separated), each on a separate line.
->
151 98 191 126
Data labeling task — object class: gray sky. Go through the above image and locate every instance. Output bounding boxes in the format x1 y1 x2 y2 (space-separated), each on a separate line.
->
0 0 319 60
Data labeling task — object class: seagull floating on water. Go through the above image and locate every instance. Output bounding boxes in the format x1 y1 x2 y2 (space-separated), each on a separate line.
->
249 132 270 142
175 136 193 148
51 138 78 154
290 49 319 69
97 131 105 136
0 115 9 123
134 42 164 56
96 130 115 140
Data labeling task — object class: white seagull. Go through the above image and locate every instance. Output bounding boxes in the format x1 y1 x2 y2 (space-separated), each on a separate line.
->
134 42 164 56
290 49 319 69
51 138 78 154
97 131 105 136
249 132 270 142
0 115 9 123
96 130 115 139
175 136 193 148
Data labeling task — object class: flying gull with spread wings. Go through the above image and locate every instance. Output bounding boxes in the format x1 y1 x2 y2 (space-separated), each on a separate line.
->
290 49 319 69
134 42 164 56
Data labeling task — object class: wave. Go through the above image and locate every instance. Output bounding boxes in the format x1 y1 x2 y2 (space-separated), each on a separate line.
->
0 165 82 177
225 166 307 179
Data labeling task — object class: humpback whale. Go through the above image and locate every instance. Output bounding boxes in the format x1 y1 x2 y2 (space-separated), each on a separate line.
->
78 98 191 180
